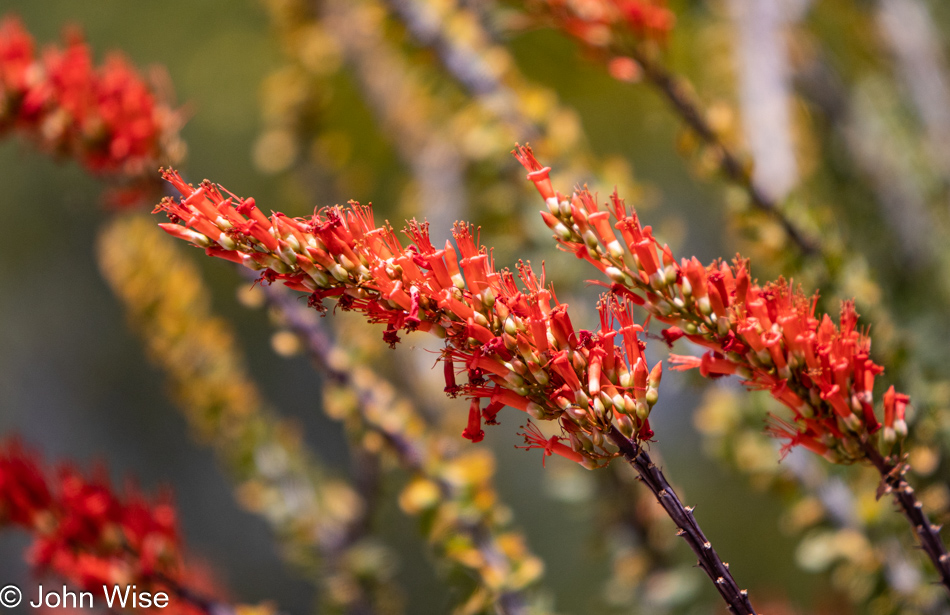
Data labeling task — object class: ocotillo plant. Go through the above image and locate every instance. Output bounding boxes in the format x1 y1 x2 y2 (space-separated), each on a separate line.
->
153 162 757 613
0 441 255 615
0 15 555 615
516 142 950 592
7 1 950 614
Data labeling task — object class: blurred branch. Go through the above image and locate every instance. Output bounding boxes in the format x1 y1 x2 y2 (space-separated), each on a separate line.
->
247 269 547 615
877 0 950 189
98 214 401 615
380 0 540 140
625 43 819 256
517 1 823 257
727 0 804 203
318 0 466 238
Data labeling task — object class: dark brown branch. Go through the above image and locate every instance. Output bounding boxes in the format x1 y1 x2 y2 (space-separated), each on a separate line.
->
607 426 758 615
860 438 950 594
626 45 820 257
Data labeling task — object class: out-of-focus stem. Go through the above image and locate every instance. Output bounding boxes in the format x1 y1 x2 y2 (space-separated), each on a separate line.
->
247 271 541 615
728 0 799 203
877 0 950 188
626 44 819 257
607 426 758 615
98 214 397 615
318 0 466 239
242 268 424 467
381 0 539 139
860 438 950 594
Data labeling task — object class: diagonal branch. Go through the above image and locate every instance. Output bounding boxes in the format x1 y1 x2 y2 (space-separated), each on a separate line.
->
625 45 819 257
248 272 539 615
860 438 950 594
607 426 758 615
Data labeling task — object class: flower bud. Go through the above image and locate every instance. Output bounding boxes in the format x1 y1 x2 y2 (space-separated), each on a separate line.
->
645 388 659 406
329 263 349 281
843 413 862 432
218 233 237 251
607 241 626 260
636 401 650 421
590 428 604 448
574 391 589 409
883 426 896 445
894 419 908 438
505 372 525 388
619 369 632 388
616 414 635 438
526 403 545 420
606 267 627 284
583 230 600 249
530 369 550 386
554 223 573 241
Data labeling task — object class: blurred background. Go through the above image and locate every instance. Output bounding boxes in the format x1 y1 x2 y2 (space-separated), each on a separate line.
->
3 1 950 614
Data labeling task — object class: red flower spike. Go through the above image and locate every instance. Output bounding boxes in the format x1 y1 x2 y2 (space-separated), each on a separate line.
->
156 171 662 467
0 440 215 606
0 18 181 197
515 145 910 463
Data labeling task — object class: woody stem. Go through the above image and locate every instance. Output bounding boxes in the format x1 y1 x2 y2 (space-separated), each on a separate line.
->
607 426 758 615
860 438 950 594
624 44 818 257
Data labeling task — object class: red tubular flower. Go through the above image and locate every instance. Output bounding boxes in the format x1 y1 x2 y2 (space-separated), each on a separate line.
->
463 399 485 443
516 144 911 462
0 16 183 203
155 170 662 468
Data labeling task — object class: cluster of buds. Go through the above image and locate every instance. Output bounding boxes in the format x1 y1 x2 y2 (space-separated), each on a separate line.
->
527 0 674 53
515 145 909 463
0 16 182 193
0 441 195 606
155 170 662 468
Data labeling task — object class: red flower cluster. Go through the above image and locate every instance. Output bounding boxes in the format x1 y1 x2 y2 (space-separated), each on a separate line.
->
0 441 201 612
155 170 662 467
515 145 908 462
529 0 674 48
0 16 182 194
